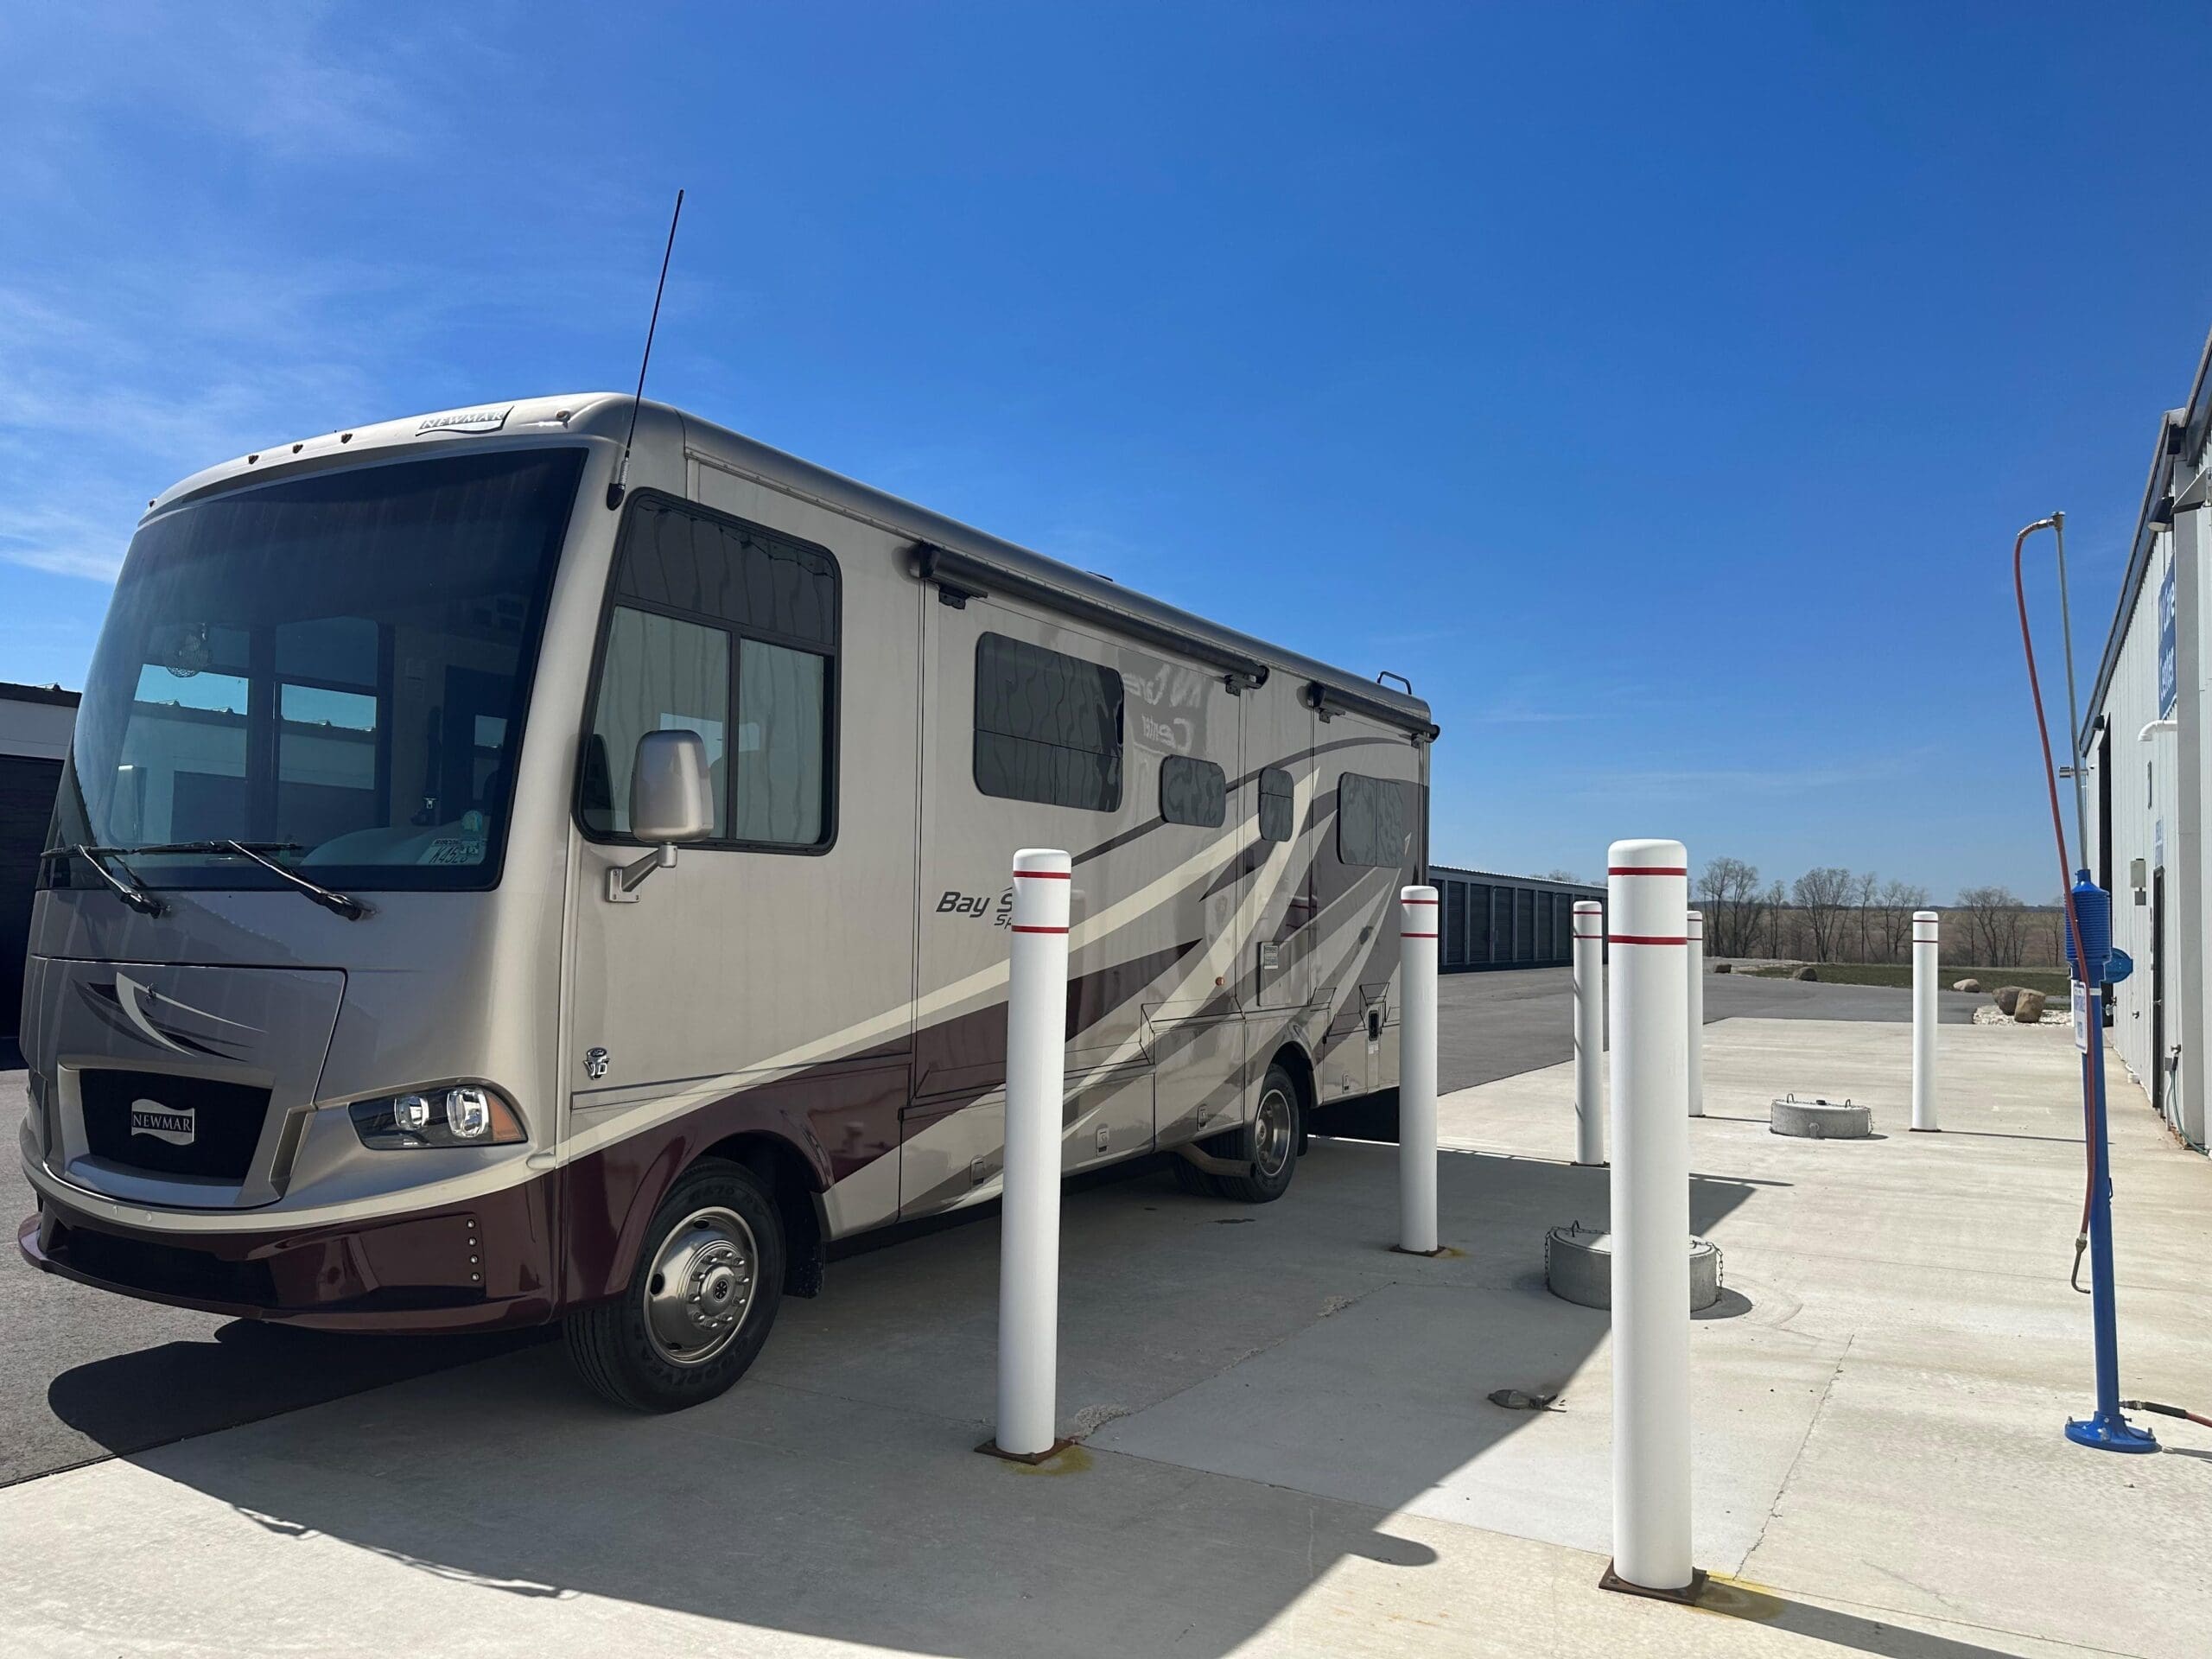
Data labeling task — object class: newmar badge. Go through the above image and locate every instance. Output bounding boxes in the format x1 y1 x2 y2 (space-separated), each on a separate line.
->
418 405 512 436
129 1101 196 1147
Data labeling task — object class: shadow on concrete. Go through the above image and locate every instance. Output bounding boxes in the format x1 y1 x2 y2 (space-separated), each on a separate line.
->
1696 1576 2046 1657
40 1322 548 1477
39 1138 1764 1657
1694 1287 1756 1321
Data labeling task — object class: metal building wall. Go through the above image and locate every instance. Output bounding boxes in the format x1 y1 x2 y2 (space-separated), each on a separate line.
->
1425 865 1603 972
2 684 78 1065
2082 400 2209 1154
2089 533 2175 1107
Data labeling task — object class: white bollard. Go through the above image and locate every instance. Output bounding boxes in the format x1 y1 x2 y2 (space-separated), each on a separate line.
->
1911 909 1939 1133
1606 838 1696 1597
992 848 1072 1459
1573 899 1605 1166
1397 886 1440 1255
1686 911 1705 1119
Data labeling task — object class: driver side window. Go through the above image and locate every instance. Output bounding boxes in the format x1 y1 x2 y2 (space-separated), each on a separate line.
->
582 607 729 838
580 495 839 849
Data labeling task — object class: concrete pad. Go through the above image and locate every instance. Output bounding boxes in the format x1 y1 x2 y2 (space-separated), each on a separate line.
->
0 1357 2116 1659
1094 1280 1842 1569
1746 1358 2212 1659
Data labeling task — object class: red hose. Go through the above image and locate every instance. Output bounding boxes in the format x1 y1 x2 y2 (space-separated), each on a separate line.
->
2012 521 2096 1249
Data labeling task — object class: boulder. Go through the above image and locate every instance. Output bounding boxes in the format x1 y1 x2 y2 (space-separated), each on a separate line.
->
1952 977 1982 994
2014 988 2049 1023
1994 986 2025 1015
1791 965 1819 982
1712 962 1732 974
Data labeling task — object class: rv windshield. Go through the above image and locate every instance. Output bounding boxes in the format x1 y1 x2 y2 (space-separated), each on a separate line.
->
50 446 584 894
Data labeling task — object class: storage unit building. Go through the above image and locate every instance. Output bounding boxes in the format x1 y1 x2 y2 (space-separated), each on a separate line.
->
3 682 76 1066
2081 327 2211 1155
1427 865 1604 972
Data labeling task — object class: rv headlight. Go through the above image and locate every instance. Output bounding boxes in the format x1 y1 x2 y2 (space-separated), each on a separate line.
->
350 1084 526 1150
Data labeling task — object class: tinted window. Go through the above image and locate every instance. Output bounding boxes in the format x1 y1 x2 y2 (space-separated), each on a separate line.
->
735 639 826 843
618 496 836 647
1257 766 1295 842
584 495 837 849
53 447 582 893
1337 772 1411 869
583 607 731 838
973 633 1122 811
1160 754 1226 828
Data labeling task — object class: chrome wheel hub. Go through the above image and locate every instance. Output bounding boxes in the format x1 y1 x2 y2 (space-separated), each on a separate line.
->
642 1205 758 1367
1254 1086 1294 1179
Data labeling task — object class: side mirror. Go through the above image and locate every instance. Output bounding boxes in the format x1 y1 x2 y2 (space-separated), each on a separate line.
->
607 729 713 902
631 729 714 842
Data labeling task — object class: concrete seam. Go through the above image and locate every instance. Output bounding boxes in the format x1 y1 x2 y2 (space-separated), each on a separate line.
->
1738 1331 1853 1575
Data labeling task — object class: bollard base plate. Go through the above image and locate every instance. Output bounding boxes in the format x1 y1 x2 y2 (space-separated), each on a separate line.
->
1389 1243 1449 1258
2063 1414 2158 1453
1599 1563 1708 1605
976 1436 1077 1465
1910 1126 1942 1133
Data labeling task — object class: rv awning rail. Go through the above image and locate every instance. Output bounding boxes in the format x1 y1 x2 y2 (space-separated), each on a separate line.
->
910 541 1271 690
1303 677 1441 741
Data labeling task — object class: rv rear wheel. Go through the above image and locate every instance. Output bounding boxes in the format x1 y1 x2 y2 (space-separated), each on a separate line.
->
563 1158 785 1412
1214 1062 1303 1204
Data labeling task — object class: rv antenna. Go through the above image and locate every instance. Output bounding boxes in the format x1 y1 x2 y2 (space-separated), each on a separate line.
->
607 187 685 511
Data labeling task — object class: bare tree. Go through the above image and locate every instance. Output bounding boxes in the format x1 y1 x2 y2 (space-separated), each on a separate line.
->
1874 879 1929 962
1790 867 1856 962
1957 885 2026 966
1852 871 1879 962
1695 856 1764 957
1539 868 1581 885
1765 879 1789 958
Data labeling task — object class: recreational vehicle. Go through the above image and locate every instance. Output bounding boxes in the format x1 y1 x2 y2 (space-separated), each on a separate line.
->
16 395 1434 1410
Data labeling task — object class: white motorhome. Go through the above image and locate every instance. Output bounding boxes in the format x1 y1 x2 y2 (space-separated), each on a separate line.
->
17 396 1434 1409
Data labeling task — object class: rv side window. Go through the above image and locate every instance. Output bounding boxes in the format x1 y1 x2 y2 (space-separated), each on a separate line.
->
1160 754 1226 828
1257 766 1294 842
583 608 732 839
1337 772 1410 868
973 632 1123 811
582 495 838 849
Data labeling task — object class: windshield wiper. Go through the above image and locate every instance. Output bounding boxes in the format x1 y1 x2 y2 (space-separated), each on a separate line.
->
61 840 372 921
202 840 372 920
42 844 165 917
41 844 366 925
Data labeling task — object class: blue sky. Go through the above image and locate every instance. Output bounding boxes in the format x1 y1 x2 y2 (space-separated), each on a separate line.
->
3 3 2208 901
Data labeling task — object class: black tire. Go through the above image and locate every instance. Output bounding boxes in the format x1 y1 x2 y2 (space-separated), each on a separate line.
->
1213 1061 1302 1204
563 1158 785 1412
1170 1157 1222 1198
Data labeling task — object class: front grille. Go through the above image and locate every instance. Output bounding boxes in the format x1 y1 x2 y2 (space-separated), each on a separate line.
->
79 1070 272 1181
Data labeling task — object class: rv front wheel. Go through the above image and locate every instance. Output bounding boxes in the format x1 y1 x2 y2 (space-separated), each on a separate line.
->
563 1158 785 1412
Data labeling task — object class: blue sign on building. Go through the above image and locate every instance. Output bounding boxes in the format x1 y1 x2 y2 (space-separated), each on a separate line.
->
2158 550 2177 720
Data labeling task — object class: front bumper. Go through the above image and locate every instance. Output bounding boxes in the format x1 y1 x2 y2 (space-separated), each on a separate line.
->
18 1176 559 1334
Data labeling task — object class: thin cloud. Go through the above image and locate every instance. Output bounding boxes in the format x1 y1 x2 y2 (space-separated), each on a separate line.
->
0 504 132 582
1567 754 1928 799
1457 673 1654 726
